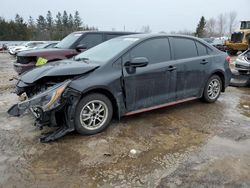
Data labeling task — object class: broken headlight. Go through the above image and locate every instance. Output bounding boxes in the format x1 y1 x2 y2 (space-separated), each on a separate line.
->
18 80 71 112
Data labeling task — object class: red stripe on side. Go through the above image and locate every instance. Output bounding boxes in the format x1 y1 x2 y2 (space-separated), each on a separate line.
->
125 97 197 116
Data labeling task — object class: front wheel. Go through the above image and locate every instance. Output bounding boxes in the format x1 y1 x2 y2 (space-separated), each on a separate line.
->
203 75 222 103
74 93 113 135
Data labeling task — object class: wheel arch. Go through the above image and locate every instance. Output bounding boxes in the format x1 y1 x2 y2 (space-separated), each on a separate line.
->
209 70 226 92
80 87 119 118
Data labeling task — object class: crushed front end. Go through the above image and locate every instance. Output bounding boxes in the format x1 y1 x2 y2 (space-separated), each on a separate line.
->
8 80 81 142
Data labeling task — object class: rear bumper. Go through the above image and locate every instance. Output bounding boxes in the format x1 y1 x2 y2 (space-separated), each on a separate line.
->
13 61 35 75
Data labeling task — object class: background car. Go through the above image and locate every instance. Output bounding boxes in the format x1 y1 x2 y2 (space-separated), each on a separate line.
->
235 49 250 74
8 41 46 55
202 37 227 52
8 34 232 142
13 31 137 74
34 42 59 49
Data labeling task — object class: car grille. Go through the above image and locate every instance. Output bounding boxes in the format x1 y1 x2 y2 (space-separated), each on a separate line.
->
16 56 37 64
231 32 244 43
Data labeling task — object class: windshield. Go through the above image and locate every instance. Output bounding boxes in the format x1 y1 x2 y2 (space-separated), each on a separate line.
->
36 43 48 49
74 37 139 63
55 33 82 49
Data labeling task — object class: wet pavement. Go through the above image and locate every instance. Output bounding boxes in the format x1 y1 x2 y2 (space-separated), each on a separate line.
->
0 53 249 187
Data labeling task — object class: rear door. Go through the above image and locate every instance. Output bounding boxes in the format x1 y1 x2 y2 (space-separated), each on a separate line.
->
169 37 210 100
122 37 176 112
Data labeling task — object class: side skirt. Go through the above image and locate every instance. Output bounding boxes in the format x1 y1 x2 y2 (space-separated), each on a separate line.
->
125 97 197 116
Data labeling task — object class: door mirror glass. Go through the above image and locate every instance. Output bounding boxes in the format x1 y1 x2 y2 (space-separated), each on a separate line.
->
126 57 149 68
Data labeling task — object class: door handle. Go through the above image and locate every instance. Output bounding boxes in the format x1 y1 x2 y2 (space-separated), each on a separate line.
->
200 59 209 65
167 66 176 71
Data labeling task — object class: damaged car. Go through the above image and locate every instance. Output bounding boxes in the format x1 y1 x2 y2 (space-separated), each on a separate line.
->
235 38 250 74
8 34 232 142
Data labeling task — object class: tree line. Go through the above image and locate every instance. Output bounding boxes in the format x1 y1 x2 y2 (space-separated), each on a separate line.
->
195 11 238 38
168 11 238 38
0 11 98 41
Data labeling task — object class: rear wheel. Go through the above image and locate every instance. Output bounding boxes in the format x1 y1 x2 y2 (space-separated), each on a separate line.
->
74 93 113 135
203 75 222 103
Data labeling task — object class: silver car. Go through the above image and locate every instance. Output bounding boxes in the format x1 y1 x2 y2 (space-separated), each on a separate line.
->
235 49 250 73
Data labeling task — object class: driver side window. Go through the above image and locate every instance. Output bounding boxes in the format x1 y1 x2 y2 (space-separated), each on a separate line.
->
130 38 171 64
79 34 103 49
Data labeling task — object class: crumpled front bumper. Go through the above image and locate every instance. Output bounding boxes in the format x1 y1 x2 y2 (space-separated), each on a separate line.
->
235 58 250 71
7 87 82 142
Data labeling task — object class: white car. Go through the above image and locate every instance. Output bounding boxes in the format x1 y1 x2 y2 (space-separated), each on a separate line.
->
8 41 46 55
235 49 250 74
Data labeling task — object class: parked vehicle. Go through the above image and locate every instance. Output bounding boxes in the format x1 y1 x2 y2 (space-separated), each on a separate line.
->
8 34 232 142
34 42 59 49
225 21 250 55
202 38 227 52
8 41 46 55
14 31 137 74
235 49 250 74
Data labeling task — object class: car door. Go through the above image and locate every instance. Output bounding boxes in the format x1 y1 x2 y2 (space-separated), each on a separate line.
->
122 37 176 112
169 37 209 100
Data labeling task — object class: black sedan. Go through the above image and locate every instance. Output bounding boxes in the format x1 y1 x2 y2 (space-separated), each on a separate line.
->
8 34 232 142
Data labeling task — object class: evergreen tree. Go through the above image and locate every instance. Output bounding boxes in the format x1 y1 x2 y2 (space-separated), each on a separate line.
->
55 12 63 39
74 11 82 30
15 14 24 24
0 10 96 40
14 14 29 40
62 11 68 28
28 16 36 40
37 15 47 40
46 11 53 39
68 14 74 33
195 16 206 37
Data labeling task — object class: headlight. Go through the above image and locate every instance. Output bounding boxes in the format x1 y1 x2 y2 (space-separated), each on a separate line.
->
18 80 71 112
238 56 244 61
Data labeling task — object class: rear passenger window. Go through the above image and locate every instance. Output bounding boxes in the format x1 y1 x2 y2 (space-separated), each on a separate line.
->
106 34 119 40
172 37 198 59
130 38 171 64
196 42 208 56
79 34 103 49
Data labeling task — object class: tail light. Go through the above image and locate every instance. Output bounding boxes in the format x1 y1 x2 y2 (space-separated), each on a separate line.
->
226 56 231 64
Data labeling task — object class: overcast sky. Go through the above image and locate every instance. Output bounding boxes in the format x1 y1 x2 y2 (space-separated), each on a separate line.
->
1 0 249 32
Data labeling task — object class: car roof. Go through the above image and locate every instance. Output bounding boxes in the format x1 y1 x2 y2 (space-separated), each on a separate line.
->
72 31 139 35
119 33 202 40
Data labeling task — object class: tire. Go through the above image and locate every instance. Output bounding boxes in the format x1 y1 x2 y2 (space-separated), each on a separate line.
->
74 93 113 135
203 75 222 103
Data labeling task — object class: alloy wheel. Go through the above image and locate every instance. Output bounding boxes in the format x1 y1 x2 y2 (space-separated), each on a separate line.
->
79 100 108 130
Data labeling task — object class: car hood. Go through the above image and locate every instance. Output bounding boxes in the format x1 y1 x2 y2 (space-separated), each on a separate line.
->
18 48 76 57
21 59 100 84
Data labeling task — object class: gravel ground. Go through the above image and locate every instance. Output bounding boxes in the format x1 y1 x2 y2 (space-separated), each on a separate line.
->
0 53 249 188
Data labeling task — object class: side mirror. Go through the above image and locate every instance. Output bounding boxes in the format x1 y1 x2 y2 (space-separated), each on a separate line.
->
76 44 87 52
125 57 149 68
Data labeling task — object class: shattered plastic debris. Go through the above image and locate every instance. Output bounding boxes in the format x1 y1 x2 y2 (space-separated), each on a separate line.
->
129 149 141 158
243 105 250 109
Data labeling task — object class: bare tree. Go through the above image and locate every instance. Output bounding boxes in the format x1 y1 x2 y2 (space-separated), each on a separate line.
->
217 13 227 37
228 11 237 35
205 18 217 37
141 25 152 33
